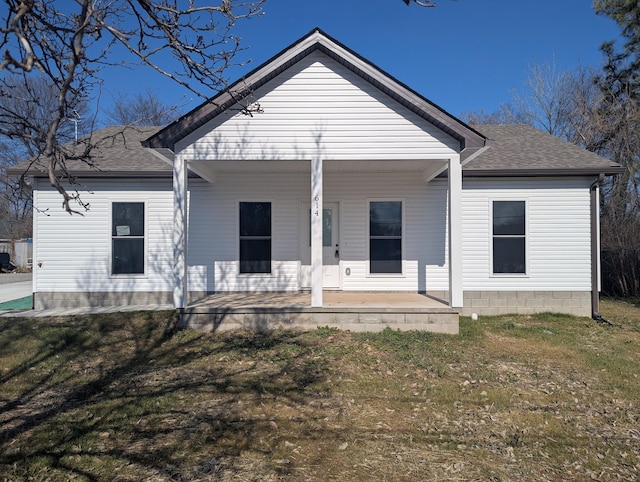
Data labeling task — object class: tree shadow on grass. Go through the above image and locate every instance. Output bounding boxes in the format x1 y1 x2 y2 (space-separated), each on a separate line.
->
0 312 331 480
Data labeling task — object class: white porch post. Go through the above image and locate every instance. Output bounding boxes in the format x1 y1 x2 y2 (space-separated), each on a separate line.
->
448 155 463 308
311 156 323 307
173 153 189 309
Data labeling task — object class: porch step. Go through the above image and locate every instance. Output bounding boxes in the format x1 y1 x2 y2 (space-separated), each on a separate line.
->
181 306 459 334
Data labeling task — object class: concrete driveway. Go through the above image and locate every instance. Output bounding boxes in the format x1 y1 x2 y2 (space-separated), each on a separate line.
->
0 273 33 304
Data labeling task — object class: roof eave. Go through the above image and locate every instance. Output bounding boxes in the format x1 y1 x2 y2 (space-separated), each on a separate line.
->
463 167 626 177
7 169 173 179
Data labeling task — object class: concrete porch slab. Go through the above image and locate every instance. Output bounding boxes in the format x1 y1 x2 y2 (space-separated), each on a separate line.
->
182 291 459 334
188 291 449 309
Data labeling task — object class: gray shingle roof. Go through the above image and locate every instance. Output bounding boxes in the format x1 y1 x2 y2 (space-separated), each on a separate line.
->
7 126 170 178
7 123 622 180
467 124 622 175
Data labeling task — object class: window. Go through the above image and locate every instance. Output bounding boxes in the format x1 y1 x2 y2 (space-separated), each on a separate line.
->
112 202 145 275
239 202 271 274
370 201 402 274
492 200 526 274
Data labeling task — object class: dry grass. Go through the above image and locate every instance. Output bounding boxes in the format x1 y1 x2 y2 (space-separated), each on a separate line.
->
0 301 638 481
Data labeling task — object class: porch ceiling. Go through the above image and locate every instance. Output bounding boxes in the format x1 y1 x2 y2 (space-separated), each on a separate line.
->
188 159 448 182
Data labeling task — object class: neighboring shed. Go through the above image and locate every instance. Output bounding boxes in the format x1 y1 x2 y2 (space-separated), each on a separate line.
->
13 239 33 268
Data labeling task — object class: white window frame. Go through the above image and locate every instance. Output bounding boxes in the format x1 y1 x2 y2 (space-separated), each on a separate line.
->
237 200 273 277
490 198 528 277
367 198 405 277
110 200 147 278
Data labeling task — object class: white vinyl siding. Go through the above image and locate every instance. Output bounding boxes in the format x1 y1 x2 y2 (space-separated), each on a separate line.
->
188 174 305 292
329 174 448 292
187 172 450 293
33 179 173 293
462 178 592 291
177 51 458 161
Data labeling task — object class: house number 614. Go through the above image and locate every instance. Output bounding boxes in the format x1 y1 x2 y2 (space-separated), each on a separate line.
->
314 195 320 216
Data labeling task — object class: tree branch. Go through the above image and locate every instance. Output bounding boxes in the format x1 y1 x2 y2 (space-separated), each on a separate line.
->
402 0 437 6
1 0 265 214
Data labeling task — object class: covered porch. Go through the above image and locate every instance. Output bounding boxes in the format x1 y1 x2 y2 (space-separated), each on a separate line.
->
172 157 464 310
182 291 459 334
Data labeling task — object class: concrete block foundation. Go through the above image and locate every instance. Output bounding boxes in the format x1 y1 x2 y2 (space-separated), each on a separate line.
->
462 291 592 317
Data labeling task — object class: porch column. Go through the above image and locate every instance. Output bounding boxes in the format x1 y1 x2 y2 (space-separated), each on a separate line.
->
173 153 189 309
448 155 463 308
311 155 323 307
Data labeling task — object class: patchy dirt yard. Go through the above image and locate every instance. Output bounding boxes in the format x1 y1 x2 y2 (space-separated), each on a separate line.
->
0 300 638 480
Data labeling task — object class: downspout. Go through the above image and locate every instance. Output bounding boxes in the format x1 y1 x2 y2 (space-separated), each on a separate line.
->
590 173 611 325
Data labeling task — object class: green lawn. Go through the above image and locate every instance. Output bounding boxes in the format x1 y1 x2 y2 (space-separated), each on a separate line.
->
0 300 638 481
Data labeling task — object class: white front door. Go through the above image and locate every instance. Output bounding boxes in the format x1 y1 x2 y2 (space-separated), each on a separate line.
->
300 202 340 289
322 203 340 288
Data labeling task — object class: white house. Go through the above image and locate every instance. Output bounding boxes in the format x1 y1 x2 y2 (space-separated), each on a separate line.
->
10 29 623 333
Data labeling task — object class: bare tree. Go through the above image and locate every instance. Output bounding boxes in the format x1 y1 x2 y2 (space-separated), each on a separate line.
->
0 139 32 239
460 61 594 137
0 73 89 157
590 0 640 296
105 89 182 126
0 73 90 236
598 91 640 297
459 102 527 126
507 60 580 138
465 62 611 150
0 0 265 213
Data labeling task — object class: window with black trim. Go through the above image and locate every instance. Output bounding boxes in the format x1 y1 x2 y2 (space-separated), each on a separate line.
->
492 200 526 274
370 201 402 274
239 202 272 274
112 202 145 275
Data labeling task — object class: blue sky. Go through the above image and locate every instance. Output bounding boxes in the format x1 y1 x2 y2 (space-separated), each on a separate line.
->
98 0 622 124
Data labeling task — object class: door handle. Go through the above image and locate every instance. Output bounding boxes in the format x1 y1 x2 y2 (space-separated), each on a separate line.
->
335 244 339 258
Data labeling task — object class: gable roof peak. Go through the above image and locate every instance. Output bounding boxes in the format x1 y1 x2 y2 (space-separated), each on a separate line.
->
143 28 485 151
